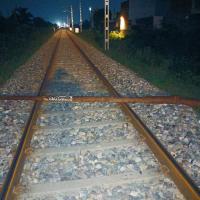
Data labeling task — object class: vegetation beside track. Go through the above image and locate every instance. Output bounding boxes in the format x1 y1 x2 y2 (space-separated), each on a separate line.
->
0 8 55 84
79 27 200 100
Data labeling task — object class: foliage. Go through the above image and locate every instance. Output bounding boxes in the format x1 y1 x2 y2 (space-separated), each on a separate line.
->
0 8 54 84
110 31 125 40
9 7 33 25
79 28 200 99
82 20 90 29
33 17 52 27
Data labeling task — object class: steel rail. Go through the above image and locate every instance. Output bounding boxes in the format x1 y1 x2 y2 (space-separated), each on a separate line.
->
0 31 62 200
0 95 200 107
67 31 200 200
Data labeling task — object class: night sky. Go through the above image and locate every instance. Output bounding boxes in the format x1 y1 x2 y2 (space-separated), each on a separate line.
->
0 0 123 24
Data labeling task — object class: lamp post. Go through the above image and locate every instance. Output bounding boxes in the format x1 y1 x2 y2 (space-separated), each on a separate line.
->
80 0 83 32
89 7 92 29
71 5 74 30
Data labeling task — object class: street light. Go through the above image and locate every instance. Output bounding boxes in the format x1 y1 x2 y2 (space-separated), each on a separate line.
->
80 0 83 32
71 5 74 29
120 16 126 31
89 7 93 29
57 21 61 28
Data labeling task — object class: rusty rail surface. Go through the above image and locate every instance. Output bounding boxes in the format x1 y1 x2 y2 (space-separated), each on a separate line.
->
0 95 200 107
67 31 200 200
0 31 62 200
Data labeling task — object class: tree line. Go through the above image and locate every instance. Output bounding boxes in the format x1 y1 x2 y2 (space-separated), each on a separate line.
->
0 7 53 33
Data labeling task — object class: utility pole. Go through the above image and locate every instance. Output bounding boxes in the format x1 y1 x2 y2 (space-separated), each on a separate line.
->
104 0 110 50
80 0 83 32
71 5 74 30
64 8 70 28
67 15 69 28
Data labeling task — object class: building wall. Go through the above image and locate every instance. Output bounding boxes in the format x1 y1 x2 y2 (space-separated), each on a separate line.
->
155 0 170 16
128 0 197 28
165 0 193 25
129 0 156 25
121 0 129 28
192 0 200 13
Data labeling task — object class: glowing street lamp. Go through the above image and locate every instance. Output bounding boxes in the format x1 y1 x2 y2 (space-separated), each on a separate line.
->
120 16 126 31
57 21 61 28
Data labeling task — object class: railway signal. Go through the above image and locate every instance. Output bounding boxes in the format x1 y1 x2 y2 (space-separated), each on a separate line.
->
104 0 110 50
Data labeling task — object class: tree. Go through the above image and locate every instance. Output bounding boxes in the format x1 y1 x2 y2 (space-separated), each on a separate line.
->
0 11 4 19
10 7 33 25
0 12 5 32
82 20 90 29
33 17 48 27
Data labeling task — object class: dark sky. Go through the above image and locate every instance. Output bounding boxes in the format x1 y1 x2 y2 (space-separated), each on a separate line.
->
0 0 123 24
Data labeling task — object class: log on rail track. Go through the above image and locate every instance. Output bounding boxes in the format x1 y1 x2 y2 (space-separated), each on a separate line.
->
0 95 200 107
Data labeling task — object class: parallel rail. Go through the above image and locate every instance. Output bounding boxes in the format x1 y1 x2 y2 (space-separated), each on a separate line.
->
0 31 62 200
67 31 200 200
0 30 199 200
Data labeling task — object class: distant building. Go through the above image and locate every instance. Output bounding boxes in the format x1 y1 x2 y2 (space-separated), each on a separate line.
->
191 0 200 14
129 0 170 29
120 0 200 29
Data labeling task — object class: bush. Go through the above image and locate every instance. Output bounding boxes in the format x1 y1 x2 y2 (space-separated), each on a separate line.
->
110 31 125 40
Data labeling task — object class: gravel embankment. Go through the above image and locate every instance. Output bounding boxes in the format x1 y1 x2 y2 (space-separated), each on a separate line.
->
0 32 58 185
73 33 200 189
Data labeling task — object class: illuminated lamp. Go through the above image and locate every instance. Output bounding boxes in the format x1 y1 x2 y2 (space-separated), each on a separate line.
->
120 16 126 31
75 28 80 33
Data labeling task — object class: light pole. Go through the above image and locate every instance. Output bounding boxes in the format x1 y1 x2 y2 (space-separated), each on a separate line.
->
89 6 92 29
71 5 74 30
80 0 83 32
64 9 70 28
67 15 69 28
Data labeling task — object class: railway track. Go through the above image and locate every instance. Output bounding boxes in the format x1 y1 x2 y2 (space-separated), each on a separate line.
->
0 29 200 200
